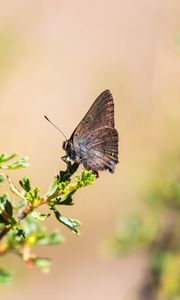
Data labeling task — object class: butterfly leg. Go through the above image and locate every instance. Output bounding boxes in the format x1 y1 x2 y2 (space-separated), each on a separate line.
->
61 155 79 176
81 159 99 178
61 155 70 164
86 167 99 178
91 169 99 178
61 155 70 174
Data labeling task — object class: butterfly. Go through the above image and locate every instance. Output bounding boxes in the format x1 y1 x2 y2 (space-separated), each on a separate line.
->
62 90 119 177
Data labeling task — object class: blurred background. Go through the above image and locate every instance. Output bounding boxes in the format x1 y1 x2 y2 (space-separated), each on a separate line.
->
0 0 180 299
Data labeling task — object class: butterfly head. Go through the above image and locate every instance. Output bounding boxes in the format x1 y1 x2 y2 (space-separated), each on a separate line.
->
62 140 76 160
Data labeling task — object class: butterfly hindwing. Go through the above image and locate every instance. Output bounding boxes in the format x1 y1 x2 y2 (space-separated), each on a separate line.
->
81 127 119 173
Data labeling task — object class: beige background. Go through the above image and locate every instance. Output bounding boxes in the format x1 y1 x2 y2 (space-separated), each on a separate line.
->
0 0 180 299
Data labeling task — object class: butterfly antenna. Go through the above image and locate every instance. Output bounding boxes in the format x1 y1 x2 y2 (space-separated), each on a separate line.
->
44 115 67 140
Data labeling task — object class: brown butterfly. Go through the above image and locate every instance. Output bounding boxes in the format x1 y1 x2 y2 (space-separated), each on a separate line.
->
62 90 119 177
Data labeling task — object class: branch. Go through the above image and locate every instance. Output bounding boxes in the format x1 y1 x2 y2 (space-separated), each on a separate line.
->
0 152 96 282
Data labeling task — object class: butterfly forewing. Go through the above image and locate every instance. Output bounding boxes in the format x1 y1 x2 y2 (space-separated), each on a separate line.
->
70 90 114 140
68 90 119 175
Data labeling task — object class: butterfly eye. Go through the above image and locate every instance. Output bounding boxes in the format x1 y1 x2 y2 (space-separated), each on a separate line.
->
63 140 76 160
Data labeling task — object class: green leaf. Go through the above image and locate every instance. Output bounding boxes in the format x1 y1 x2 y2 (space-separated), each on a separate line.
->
1 157 29 170
53 208 81 234
46 177 59 197
0 153 16 164
58 160 79 182
31 211 50 221
38 230 64 245
19 177 31 192
0 195 13 223
14 228 25 241
48 189 75 206
58 180 71 191
0 174 5 183
0 153 16 163
0 214 10 224
32 257 52 273
33 187 40 199
59 194 74 205
0 194 9 212
0 269 13 284
0 153 6 164
75 170 96 187
4 200 13 218
23 185 40 205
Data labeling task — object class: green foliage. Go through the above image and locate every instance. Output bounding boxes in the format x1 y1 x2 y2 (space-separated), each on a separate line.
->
76 170 96 187
19 177 31 192
32 257 52 273
110 214 158 254
0 194 13 225
111 150 180 299
0 152 96 284
31 211 50 221
0 269 13 285
158 253 180 300
0 153 29 170
52 208 81 235
0 174 5 183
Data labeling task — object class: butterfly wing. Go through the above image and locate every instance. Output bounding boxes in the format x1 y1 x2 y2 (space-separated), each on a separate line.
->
70 89 115 139
82 127 118 173
69 90 119 174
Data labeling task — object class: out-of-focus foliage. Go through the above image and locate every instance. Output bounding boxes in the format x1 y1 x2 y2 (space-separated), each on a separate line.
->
0 152 96 284
111 149 180 300
0 268 13 285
